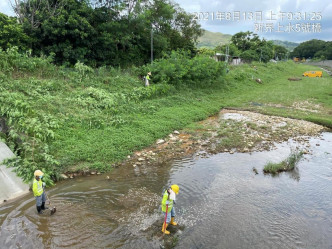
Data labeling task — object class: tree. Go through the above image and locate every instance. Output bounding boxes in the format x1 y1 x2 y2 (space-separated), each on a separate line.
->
13 0 203 66
230 31 274 62
0 13 30 51
231 31 260 51
291 39 326 59
241 50 259 62
273 45 288 60
10 0 66 28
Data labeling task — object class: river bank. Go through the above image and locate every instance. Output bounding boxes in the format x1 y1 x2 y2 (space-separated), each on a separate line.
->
59 60 332 178
112 109 328 174
1 60 332 182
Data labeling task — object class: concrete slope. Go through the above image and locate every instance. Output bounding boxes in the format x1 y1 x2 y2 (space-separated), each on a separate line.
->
0 142 29 202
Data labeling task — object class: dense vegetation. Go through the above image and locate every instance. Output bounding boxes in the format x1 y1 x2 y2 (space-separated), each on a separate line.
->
214 31 288 62
0 48 225 184
291 39 332 60
0 0 202 66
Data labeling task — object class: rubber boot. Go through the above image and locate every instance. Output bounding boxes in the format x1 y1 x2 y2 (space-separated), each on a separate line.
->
170 217 177 226
36 206 43 214
161 222 170 235
41 202 48 210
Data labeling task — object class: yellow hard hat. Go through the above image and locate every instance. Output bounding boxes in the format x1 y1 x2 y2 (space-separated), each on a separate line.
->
34 170 44 177
171 184 179 194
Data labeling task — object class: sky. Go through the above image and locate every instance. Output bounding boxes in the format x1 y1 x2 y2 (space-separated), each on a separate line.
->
172 0 332 42
1 0 331 43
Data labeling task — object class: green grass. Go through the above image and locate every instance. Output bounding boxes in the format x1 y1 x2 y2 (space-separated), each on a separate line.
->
221 62 332 127
263 151 304 174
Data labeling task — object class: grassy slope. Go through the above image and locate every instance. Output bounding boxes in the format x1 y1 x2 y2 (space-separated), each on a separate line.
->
53 61 331 172
222 62 332 127
2 60 331 175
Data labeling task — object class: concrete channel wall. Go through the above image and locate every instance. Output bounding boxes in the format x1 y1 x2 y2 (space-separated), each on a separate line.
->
0 142 29 202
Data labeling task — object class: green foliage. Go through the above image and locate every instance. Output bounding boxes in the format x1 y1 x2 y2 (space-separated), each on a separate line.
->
263 151 303 174
74 61 94 82
215 43 240 57
229 31 276 62
241 50 259 62
291 39 332 59
0 46 56 76
273 45 288 60
0 13 30 51
17 0 202 67
141 51 225 87
197 47 215 57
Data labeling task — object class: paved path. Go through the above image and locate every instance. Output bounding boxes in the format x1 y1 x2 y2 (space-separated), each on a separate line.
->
0 142 29 202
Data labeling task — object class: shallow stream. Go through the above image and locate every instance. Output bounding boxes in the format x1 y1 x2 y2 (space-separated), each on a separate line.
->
1 133 331 249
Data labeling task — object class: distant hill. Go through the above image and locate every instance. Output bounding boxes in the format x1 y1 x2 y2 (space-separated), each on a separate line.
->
197 30 232 48
270 40 299 51
197 30 299 51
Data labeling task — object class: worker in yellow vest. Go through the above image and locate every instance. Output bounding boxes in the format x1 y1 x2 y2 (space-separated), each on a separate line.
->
145 72 151 86
161 184 180 234
32 170 47 214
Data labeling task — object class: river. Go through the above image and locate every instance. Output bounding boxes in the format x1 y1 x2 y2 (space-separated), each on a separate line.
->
0 133 331 249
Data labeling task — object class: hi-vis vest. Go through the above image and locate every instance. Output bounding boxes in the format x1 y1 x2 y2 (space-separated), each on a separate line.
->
32 178 43 197
162 190 173 212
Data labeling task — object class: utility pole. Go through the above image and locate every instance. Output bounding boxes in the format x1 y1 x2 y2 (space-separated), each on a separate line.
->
151 27 153 64
225 45 229 63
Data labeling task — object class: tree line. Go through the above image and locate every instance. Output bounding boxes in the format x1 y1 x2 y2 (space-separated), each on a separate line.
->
198 31 289 63
290 39 332 60
0 0 202 67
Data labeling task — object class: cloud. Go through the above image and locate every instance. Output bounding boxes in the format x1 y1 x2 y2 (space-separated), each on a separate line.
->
173 0 332 41
0 0 15 16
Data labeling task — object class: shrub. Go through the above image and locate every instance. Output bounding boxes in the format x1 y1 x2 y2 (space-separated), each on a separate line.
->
263 150 304 174
141 51 225 87
0 47 56 76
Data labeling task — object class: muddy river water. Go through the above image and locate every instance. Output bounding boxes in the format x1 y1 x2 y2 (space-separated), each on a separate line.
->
0 133 331 249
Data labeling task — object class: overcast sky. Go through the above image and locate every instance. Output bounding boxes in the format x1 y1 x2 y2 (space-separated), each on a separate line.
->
172 0 332 42
1 0 331 43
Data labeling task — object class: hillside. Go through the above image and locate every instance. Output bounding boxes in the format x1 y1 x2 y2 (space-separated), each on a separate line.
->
197 30 232 48
197 30 298 51
271 40 299 51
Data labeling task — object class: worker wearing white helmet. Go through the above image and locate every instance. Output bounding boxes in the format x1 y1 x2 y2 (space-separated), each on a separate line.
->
32 170 47 214
161 184 180 234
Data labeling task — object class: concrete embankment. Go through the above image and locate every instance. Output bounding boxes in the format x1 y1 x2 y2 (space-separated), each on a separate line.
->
0 142 29 203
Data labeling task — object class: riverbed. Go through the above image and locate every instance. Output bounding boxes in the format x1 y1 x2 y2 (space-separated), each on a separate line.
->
0 132 331 249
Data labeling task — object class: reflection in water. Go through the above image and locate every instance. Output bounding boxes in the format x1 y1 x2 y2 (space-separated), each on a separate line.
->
0 133 331 249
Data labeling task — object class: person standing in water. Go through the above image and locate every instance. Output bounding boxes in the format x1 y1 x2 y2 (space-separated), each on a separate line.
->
32 170 47 214
161 184 180 234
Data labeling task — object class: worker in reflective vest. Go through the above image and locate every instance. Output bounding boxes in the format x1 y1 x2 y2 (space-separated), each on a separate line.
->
32 170 47 214
161 184 180 234
145 72 151 86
